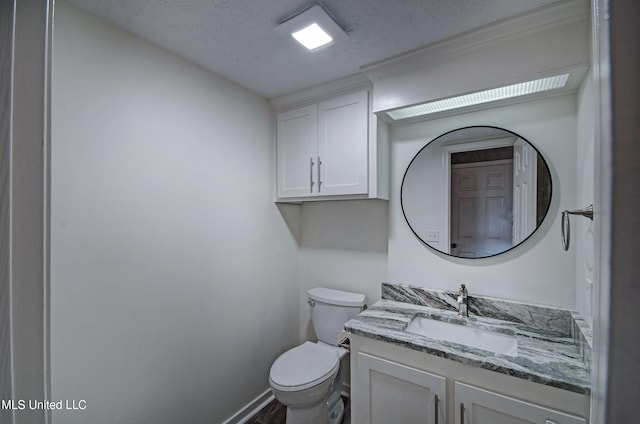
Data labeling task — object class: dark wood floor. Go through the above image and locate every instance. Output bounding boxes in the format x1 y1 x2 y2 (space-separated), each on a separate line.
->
246 396 350 424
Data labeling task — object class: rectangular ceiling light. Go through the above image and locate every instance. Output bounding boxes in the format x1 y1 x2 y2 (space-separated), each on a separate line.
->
386 73 570 120
276 4 347 51
292 23 333 50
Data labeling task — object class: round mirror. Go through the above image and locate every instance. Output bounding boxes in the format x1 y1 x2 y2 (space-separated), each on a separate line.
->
401 126 552 258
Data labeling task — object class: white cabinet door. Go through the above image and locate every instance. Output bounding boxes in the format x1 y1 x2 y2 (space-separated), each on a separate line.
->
276 104 318 198
455 382 587 424
356 352 446 424
317 90 368 196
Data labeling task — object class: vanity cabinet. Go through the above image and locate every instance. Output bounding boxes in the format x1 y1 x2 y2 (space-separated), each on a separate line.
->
350 335 589 424
455 382 587 424
276 90 384 200
357 352 446 424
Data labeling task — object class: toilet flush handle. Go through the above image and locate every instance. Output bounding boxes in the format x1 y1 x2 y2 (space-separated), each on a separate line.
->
307 299 315 307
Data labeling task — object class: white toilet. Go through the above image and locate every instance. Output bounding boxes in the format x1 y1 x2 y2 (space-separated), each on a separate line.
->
269 287 366 424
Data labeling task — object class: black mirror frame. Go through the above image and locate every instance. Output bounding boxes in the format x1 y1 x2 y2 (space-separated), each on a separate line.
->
400 125 553 259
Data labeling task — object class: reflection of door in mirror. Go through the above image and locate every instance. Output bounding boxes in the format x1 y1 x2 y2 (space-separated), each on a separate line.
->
513 138 538 245
450 148 514 258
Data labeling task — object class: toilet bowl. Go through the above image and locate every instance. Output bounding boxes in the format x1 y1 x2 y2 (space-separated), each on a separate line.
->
269 341 346 424
268 287 366 424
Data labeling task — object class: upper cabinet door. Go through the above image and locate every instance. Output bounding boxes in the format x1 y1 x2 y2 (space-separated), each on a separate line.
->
317 90 369 196
276 104 318 198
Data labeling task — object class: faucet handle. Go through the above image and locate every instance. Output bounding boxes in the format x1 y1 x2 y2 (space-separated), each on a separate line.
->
457 284 469 317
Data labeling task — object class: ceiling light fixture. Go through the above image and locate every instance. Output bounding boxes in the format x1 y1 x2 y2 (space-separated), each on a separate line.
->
386 73 571 120
276 4 347 51
292 23 333 50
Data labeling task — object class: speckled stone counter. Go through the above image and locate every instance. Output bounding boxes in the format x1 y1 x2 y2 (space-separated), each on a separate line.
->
344 283 592 395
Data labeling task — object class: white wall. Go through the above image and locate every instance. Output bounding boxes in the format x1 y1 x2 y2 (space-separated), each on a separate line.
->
576 70 597 324
296 199 389 390
297 95 580 335
51 3 300 423
400 138 448 252
49 3 587 421
293 95 580 397
298 199 389 341
388 95 579 308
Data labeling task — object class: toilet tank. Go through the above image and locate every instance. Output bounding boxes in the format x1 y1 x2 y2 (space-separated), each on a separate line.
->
308 287 366 345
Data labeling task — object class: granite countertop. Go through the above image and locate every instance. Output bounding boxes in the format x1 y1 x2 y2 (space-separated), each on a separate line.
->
344 284 592 395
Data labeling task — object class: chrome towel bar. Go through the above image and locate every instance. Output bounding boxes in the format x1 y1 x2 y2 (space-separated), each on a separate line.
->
561 205 593 251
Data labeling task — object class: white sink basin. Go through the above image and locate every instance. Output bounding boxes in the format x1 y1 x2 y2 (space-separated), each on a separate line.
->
405 316 518 356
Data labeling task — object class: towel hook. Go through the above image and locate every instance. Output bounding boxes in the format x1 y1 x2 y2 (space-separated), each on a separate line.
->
561 205 593 251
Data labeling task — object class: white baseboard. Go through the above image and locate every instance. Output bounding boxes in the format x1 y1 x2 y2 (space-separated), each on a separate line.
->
223 381 350 424
222 389 275 424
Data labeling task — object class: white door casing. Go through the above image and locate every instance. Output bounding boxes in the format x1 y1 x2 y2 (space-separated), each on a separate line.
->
513 138 538 245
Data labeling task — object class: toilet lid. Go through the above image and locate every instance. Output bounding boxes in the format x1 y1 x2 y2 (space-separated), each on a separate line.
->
269 342 339 392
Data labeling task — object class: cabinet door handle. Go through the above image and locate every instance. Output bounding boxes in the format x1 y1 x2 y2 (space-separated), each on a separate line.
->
460 402 465 424
434 395 439 424
317 156 322 192
309 157 315 193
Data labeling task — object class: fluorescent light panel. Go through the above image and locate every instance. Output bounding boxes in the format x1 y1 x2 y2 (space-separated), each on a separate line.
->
292 23 333 50
276 5 347 51
387 73 570 120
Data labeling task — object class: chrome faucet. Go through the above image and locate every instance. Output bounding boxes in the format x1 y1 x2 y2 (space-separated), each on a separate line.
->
457 284 469 317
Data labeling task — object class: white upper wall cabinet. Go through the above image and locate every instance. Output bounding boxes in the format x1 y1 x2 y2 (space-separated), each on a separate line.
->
317 91 368 196
275 88 388 201
276 104 318 198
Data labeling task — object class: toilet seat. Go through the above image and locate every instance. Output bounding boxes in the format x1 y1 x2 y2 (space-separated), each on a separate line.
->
269 342 340 392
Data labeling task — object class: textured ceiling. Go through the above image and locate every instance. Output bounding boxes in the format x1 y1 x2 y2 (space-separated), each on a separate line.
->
64 0 559 99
